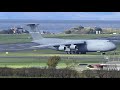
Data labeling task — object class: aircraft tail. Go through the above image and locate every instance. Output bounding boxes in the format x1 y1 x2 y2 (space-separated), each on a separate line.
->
27 24 43 41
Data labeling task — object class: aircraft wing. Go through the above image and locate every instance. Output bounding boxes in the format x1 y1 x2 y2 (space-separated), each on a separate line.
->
31 41 85 48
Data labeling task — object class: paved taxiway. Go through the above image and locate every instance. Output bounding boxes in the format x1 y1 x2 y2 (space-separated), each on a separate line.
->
0 42 39 51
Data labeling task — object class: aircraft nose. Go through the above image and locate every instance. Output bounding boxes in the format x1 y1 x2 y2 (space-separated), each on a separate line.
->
109 42 116 50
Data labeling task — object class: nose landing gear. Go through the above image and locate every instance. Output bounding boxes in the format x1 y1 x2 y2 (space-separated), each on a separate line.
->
101 52 106 55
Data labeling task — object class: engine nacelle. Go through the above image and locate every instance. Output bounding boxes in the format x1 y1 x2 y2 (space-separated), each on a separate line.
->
70 45 77 49
58 45 66 51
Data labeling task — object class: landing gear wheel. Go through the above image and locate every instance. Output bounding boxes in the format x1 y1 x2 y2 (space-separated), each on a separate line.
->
102 52 106 55
76 51 80 54
66 51 71 54
72 51 75 54
66 51 69 54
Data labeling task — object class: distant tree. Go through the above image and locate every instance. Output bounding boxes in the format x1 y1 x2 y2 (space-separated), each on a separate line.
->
65 30 72 34
47 56 61 69
72 26 84 31
8 29 14 34
0 30 9 34
73 27 79 30
16 30 21 34
65 59 73 68
88 28 95 34
78 25 84 30
94 27 102 31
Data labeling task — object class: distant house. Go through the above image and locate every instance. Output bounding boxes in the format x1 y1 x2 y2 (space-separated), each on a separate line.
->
94 27 102 34
11 26 29 34
17 27 23 34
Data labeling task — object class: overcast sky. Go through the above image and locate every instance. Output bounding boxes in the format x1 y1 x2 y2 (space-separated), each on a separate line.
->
0 12 120 20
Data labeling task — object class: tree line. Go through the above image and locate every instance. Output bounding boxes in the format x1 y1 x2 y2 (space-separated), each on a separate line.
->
64 25 120 34
0 29 29 34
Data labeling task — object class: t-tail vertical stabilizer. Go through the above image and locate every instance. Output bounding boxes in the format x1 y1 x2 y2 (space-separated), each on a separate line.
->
27 24 43 41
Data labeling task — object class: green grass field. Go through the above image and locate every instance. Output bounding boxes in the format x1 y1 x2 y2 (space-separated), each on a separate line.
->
0 34 31 44
0 34 119 68
0 57 102 68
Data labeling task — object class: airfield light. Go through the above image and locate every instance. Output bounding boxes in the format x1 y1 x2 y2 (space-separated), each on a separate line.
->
6 52 9 54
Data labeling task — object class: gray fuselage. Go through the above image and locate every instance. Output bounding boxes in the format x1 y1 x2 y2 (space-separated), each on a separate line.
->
33 38 116 52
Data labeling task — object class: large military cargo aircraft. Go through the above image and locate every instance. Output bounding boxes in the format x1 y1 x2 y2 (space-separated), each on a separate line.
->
27 24 116 54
